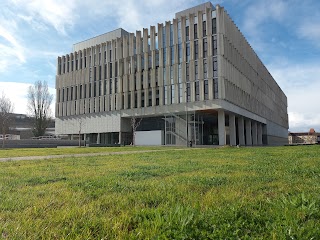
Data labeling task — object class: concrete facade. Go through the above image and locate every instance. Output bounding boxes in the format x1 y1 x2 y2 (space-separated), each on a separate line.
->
55 2 288 146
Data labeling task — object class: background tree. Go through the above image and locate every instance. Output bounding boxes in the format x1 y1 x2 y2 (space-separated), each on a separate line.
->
27 80 53 137
131 116 142 146
0 93 14 148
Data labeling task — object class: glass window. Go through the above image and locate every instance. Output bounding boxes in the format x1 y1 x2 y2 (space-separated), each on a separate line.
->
204 59 208 79
164 86 168 105
195 81 199 101
75 54 78 71
162 27 166 46
109 79 112 94
214 78 218 99
186 26 189 41
139 91 143 107
186 42 190 62
204 79 209 100
195 61 198 80
212 35 217 56
178 20 182 44
212 18 217 34
171 84 175 104
203 38 208 57
194 23 198 39
178 64 181 83
203 21 206 37
194 40 198 60
170 24 173 46
186 82 190 102
179 83 182 103
186 63 189 82
211 10 216 18
170 46 174 64
178 43 182 63
213 56 218 77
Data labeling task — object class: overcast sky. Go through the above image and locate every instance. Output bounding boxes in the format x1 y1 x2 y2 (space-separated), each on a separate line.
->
0 0 319 132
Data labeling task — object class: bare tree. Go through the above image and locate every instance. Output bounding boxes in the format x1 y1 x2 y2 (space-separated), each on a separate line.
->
0 93 14 148
131 116 142 146
27 80 53 137
78 118 85 147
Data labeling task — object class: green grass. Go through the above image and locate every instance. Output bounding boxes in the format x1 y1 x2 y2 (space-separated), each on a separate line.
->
0 146 179 158
1 145 320 239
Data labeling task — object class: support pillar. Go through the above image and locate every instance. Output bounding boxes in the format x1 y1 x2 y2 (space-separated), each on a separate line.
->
245 119 252 146
97 133 100 144
229 113 236 146
252 121 258 145
218 110 225 146
84 133 87 147
119 131 122 145
257 123 263 145
238 116 245 146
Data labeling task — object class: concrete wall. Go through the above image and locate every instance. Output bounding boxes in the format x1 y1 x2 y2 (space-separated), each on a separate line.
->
216 6 288 131
73 28 130 52
135 130 163 145
56 113 121 135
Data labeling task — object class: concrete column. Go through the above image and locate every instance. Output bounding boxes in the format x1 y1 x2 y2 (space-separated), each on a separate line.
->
229 113 236 146
97 133 100 144
84 133 87 146
252 121 258 145
238 116 245 146
258 123 263 145
245 119 252 146
119 131 122 145
218 110 225 146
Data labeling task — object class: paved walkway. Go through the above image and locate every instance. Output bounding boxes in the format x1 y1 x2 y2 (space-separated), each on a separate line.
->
0 149 188 162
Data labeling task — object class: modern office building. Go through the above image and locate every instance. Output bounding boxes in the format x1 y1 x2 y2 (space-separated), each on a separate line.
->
55 2 288 146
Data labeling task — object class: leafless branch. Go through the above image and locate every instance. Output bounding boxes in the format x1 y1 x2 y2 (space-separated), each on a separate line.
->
0 93 14 148
27 81 53 137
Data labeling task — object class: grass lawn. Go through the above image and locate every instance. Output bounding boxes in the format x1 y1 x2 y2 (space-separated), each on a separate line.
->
0 146 180 158
0 145 320 239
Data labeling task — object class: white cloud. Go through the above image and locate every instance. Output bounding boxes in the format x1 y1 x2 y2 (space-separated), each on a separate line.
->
268 62 320 132
11 0 77 35
0 12 26 72
0 82 56 115
17 14 48 32
289 112 320 133
299 22 320 47
243 0 287 37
